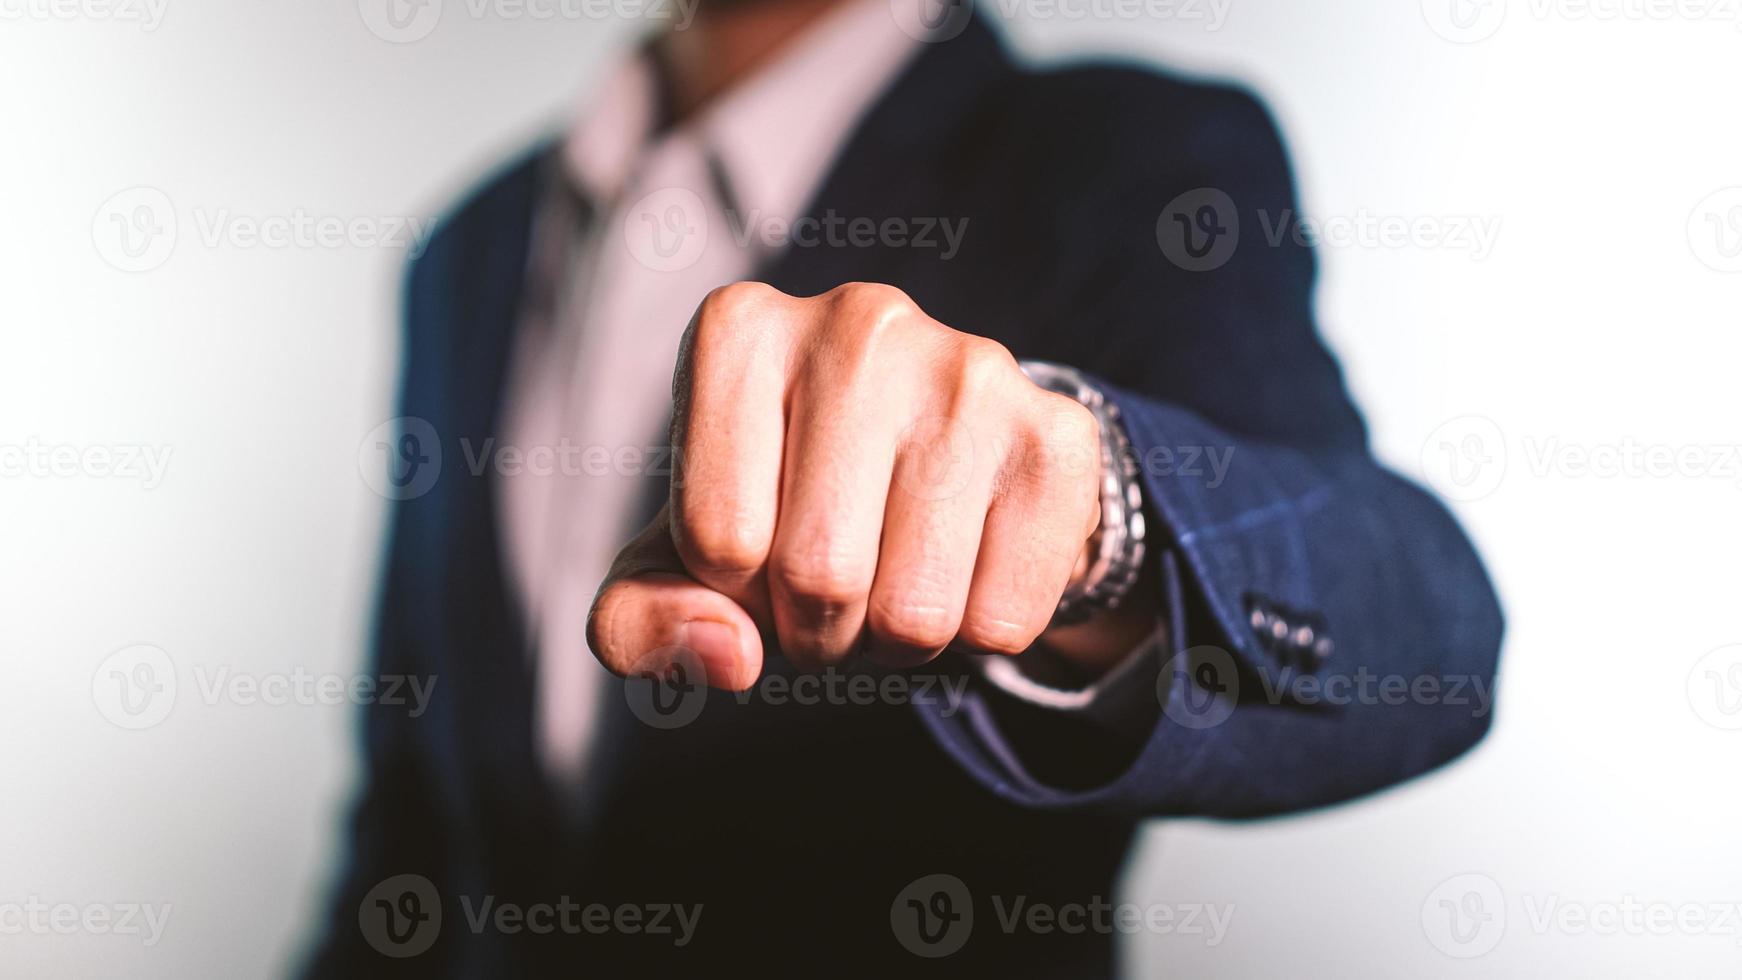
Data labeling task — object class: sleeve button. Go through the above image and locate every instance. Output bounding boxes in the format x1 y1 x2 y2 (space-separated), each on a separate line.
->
1311 636 1334 661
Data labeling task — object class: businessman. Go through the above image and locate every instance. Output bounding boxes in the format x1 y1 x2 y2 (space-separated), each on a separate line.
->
306 0 1504 974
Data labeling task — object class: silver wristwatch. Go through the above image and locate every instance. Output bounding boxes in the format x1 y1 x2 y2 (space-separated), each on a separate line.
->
1018 361 1148 626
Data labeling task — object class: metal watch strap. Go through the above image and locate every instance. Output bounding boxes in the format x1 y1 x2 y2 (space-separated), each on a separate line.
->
1017 361 1147 626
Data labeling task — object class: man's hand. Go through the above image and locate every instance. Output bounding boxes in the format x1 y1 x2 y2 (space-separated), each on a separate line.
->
587 281 1144 691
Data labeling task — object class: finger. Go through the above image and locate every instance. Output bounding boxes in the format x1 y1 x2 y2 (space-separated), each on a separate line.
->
587 506 764 692
863 411 1001 668
959 395 1102 656
668 282 792 621
764 363 906 669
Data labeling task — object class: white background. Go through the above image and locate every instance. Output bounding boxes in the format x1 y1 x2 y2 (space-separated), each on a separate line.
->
2 1 1739 976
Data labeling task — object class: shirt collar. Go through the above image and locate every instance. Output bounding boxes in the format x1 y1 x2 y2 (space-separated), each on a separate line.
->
563 0 920 224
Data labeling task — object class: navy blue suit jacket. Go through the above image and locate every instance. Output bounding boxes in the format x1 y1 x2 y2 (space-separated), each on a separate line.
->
304 20 1502 978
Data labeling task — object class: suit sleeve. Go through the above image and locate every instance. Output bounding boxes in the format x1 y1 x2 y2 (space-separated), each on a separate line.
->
914 81 1504 818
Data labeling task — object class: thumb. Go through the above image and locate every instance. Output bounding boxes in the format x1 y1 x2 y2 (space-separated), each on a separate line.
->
586 504 764 692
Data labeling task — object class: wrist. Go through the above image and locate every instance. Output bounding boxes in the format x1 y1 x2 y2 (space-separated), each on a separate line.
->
1040 557 1161 676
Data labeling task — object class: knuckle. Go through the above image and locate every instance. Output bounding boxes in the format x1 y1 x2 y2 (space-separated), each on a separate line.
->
825 281 918 339
701 279 779 320
952 335 1020 398
671 504 769 578
689 282 782 357
866 595 959 651
1034 391 1099 445
829 280 913 315
771 545 872 610
777 625 854 668
956 613 1041 656
1021 393 1101 484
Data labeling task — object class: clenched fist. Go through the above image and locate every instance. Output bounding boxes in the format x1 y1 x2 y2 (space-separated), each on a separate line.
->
587 281 1152 691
